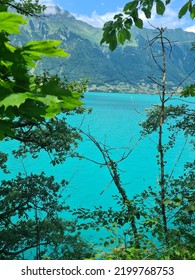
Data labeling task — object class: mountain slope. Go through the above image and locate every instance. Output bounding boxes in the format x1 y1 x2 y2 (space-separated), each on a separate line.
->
14 6 195 93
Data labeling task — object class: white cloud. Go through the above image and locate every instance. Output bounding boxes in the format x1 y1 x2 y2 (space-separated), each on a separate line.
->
40 0 55 5
73 10 122 28
44 6 58 15
184 25 195 33
39 1 64 15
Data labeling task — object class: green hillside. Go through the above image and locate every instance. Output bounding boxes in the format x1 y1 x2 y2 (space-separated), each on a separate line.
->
13 6 195 93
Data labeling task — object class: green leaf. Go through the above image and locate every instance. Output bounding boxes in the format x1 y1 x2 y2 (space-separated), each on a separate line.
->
191 41 195 51
38 78 83 111
108 31 117 51
104 241 110 248
124 1 138 12
4 42 17 53
101 21 114 44
164 199 173 205
0 120 13 140
0 12 27 34
180 84 195 97
156 0 165 15
134 17 143 29
190 4 195 19
34 95 62 107
124 28 131 40
142 7 151 19
124 18 133 29
22 40 69 58
165 0 171 4
113 13 123 19
118 28 131 45
0 92 33 109
178 2 189 19
84 225 89 230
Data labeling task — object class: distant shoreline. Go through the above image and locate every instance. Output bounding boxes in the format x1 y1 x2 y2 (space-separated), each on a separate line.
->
86 88 182 95
87 84 183 95
87 90 157 95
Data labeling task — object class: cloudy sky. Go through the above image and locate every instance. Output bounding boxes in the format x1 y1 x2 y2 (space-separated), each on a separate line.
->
40 0 195 32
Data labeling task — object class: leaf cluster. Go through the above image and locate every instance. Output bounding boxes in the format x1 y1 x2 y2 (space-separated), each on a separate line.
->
101 0 168 50
140 104 193 136
0 172 95 259
11 116 82 165
178 1 195 20
0 9 84 140
101 1 195 51
0 0 46 16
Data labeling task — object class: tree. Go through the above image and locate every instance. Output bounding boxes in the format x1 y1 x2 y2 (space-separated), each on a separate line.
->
0 0 46 16
0 4 93 259
93 2 195 259
76 130 141 249
0 172 66 259
0 172 94 260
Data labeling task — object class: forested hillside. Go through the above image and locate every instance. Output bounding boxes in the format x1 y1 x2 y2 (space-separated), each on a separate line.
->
12 6 195 93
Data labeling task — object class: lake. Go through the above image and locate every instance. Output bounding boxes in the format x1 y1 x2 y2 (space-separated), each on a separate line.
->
3 92 194 209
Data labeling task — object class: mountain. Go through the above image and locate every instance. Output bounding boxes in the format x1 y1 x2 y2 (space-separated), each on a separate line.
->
13 6 195 93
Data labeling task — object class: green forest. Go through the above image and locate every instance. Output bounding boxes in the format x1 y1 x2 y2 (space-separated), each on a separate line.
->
0 0 194 260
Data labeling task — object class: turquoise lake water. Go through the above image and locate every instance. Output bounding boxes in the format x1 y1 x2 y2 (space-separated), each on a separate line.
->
1 92 194 253
3 92 194 209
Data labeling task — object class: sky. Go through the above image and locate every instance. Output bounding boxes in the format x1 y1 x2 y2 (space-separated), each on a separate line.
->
40 0 195 32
